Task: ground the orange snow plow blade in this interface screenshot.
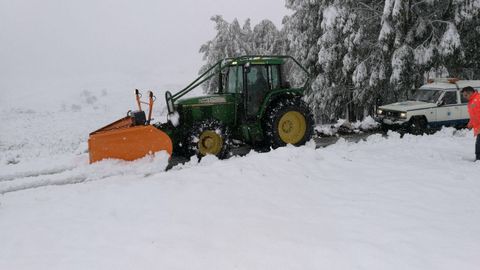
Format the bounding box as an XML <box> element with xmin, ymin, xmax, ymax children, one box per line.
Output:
<box><xmin>88</xmin><ymin>121</ymin><xmax>173</xmax><ymax>163</ymax></box>
<box><xmin>88</xmin><ymin>90</ymin><xmax>173</xmax><ymax>164</ymax></box>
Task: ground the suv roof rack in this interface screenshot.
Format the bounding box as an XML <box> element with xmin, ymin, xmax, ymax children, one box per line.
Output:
<box><xmin>427</xmin><ymin>78</ymin><xmax>460</xmax><ymax>84</ymax></box>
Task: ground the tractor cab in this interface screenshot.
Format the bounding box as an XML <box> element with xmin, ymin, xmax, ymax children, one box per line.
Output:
<box><xmin>220</xmin><ymin>59</ymin><xmax>295</xmax><ymax>121</ymax></box>
<box><xmin>166</xmin><ymin>56</ymin><xmax>307</xmax><ymax>122</ymax></box>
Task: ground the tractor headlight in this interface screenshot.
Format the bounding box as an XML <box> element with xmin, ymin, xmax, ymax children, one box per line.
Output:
<box><xmin>400</xmin><ymin>112</ymin><xmax>407</xmax><ymax>118</ymax></box>
<box><xmin>377</xmin><ymin>109</ymin><xmax>384</xmax><ymax>115</ymax></box>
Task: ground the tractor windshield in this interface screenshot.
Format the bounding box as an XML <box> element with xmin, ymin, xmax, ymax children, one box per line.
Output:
<box><xmin>246</xmin><ymin>65</ymin><xmax>269</xmax><ymax>92</ymax></box>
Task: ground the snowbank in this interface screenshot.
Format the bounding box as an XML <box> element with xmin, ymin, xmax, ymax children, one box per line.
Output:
<box><xmin>316</xmin><ymin>116</ymin><xmax>380</xmax><ymax>136</ymax></box>
<box><xmin>1</xmin><ymin>82</ymin><xmax>479</xmax><ymax>269</ymax></box>
<box><xmin>1</xmin><ymin>128</ymin><xmax>480</xmax><ymax>270</ymax></box>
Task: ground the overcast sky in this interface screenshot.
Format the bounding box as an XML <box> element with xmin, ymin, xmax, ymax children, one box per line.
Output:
<box><xmin>0</xmin><ymin>0</ymin><xmax>288</xmax><ymax>94</ymax></box>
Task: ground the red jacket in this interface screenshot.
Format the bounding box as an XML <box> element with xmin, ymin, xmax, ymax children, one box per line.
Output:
<box><xmin>468</xmin><ymin>92</ymin><xmax>480</xmax><ymax>136</ymax></box>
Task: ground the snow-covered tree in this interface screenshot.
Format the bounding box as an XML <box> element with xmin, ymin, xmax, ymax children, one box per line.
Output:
<box><xmin>283</xmin><ymin>0</ymin><xmax>323</xmax><ymax>82</ymax></box>
<box><xmin>199</xmin><ymin>16</ymin><xmax>285</xmax><ymax>93</ymax></box>
<box><xmin>376</xmin><ymin>0</ymin><xmax>475</xmax><ymax>101</ymax></box>
<box><xmin>314</xmin><ymin>2</ymin><xmax>358</xmax><ymax>120</ymax></box>
<box><xmin>199</xmin><ymin>16</ymin><xmax>251</xmax><ymax>93</ymax></box>
<box><xmin>285</xmin><ymin>0</ymin><xmax>479</xmax><ymax>122</ymax></box>
<box><xmin>450</xmin><ymin>0</ymin><xmax>480</xmax><ymax>79</ymax></box>
<box><xmin>285</xmin><ymin>0</ymin><xmax>383</xmax><ymax>121</ymax></box>
<box><xmin>199</xmin><ymin>1</ymin><xmax>480</xmax><ymax>121</ymax></box>
<box><xmin>252</xmin><ymin>20</ymin><xmax>285</xmax><ymax>55</ymax></box>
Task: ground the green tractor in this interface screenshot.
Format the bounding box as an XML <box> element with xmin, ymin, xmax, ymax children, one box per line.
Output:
<box><xmin>88</xmin><ymin>55</ymin><xmax>314</xmax><ymax>163</ymax></box>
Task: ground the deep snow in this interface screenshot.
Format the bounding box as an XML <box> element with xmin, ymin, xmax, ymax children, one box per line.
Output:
<box><xmin>1</xmin><ymin>82</ymin><xmax>480</xmax><ymax>269</ymax></box>
<box><xmin>1</xmin><ymin>116</ymin><xmax>480</xmax><ymax>269</ymax></box>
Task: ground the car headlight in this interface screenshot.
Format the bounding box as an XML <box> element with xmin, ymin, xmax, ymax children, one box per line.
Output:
<box><xmin>377</xmin><ymin>109</ymin><xmax>383</xmax><ymax>115</ymax></box>
<box><xmin>400</xmin><ymin>112</ymin><xmax>407</xmax><ymax>118</ymax></box>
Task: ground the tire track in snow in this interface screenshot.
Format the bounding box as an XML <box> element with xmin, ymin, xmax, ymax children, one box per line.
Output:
<box><xmin>0</xmin><ymin>157</ymin><xmax>170</xmax><ymax>195</ymax></box>
<box><xmin>0</xmin><ymin>175</ymin><xmax>88</xmax><ymax>195</ymax></box>
<box><xmin>0</xmin><ymin>166</ymin><xmax>75</xmax><ymax>182</ymax></box>
<box><xmin>0</xmin><ymin>165</ymin><xmax>92</xmax><ymax>195</ymax></box>
<box><xmin>0</xmin><ymin>133</ymin><xmax>376</xmax><ymax>195</ymax></box>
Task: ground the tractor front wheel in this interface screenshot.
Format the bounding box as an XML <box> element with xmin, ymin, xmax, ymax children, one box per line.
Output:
<box><xmin>185</xmin><ymin>119</ymin><xmax>230</xmax><ymax>158</ymax></box>
<box><xmin>264</xmin><ymin>99</ymin><xmax>314</xmax><ymax>149</ymax></box>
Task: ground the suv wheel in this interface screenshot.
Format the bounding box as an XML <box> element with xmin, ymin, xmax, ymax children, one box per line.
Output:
<box><xmin>410</xmin><ymin>117</ymin><xmax>428</xmax><ymax>135</ymax></box>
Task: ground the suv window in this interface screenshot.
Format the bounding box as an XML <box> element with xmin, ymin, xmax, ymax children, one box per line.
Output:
<box><xmin>409</xmin><ymin>89</ymin><xmax>443</xmax><ymax>103</ymax></box>
<box><xmin>461</xmin><ymin>92</ymin><xmax>469</xmax><ymax>104</ymax></box>
<box><xmin>443</xmin><ymin>91</ymin><xmax>458</xmax><ymax>105</ymax></box>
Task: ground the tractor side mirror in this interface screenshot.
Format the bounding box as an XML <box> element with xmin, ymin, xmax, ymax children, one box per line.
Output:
<box><xmin>165</xmin><ymin>91</ymin><xmax>175</xmax><ymax>114</ymax></box>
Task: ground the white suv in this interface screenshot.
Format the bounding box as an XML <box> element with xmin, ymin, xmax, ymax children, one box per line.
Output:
<box><xmin>376</xmin><ymin>79</ymin><xmax>480</xmax><ymax>134</ymax></box>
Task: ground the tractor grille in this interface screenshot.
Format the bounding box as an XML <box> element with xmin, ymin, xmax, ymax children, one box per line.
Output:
<box><xmin>179</xmin><ymin>105</ymin><xmax>191</xmax><ymax>121</ymax></box>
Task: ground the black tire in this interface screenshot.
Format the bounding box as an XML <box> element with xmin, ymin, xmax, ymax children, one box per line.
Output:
<box><xmin>409</xmin><ymin>116</ymin><xmax>428</xmax><ymax>135</ymax></box>
<box><xmin>263</xmin><ymin>98</ymin><xmax>314</xmax><ymax>149</ymax></box>
<box><xmin>380</xmin><ymin>123</ymin><xmax>390</xmax><ymax>134</ymax></box>
<box><xmin>184</xmin><ymin>119</ymin><xmax>230</xmax><ymax>158</ymax></box>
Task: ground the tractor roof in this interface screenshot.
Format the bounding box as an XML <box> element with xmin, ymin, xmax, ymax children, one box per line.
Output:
<box><xmin>226</xmin><ymin>55</ymin><xmax>287</xmax><ymax>65</ymax></box>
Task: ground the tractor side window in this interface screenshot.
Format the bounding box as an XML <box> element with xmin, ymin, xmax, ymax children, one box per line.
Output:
<box><xmin>443</xmin><ymin>91</ymin><xmax>458</xmax><ymax>105</ymax></box>
<box><xmin>269</xmin><ymin>65</ymin><xmax>281</xmax><ymax>90</ymax></box>
<box><xmin>225</xmin><ymin>66</ymin><xmax>243</xmax><ymax>94</ymax></box>
<box><xmin>246</xmin><ymin>65</ymin><xmax>268</xmax><ymax>117</ymax></box>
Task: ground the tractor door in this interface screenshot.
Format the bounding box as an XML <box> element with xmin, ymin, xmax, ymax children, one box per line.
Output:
<box><xmin>224</xmin><ymin>65</ymin><xmax>244</xmax><ymax>125</ymax></box>
<box><xmin>225</xmin><ymin>65</ymin><xmax>243</xmax><ymax>94</ymax></box>
<box><xmin>245</xmin><ymin>65</ymin><xmax>269</xmax><ymax>119</ymax></box>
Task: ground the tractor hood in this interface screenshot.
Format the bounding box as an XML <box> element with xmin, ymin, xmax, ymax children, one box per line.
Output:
<box><xmin>379</xmin><ymin>101</ymin><xmax>436</xmax><ymax>112</ymax></box>
<box><xmin>177</xmin><ymin>95</ymin><xmax>229</xmax><ymax>106</ymax></box>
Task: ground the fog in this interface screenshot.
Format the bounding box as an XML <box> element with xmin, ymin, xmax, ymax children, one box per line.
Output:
<box><xmin>0</xmin><ymin>0</ymin><xmax>287</xmax><ymax>105</ymax></box>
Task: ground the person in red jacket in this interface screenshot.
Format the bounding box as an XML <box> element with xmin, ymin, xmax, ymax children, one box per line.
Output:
<box><xmin>462</xmin><ymin>86</ymin><xmax>480</xmax><ymax>161</ymax></box>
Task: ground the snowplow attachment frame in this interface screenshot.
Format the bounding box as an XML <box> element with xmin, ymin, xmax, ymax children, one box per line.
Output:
<box><xmin>88</xmin><ymin>91</ymin><xmax>173</xmax><ymax>164</ymax></box>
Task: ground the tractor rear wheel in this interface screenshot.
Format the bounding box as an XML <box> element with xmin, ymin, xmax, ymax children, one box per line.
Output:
<box><xmin>185</xmin><ymin>119</ymin><xmax>230</xmax><ymax>158</ymax></box>
<box><xmin>263</xmin><ymin>99</ymin><xmax>314</xmax><ymax>149</ymax></box>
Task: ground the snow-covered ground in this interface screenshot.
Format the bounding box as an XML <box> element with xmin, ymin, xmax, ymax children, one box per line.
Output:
<box><xmin>9</xmin><ymin>1</ymin><xmax>479</xmax><ymax>268</ymax></box>
<box><xmin>1</xmin><ymin>0</ymin><xmax>478</xmax><ymax>267</ymax></box>
<box><xmin>1</xmin><ymin>85</ymin><xmax>480</xmax><ymax>269</ymax></box>
<box><xmin>315</xmin><ymin>116</ymin><xmax>380</xmax><ymax>136</ymax></box>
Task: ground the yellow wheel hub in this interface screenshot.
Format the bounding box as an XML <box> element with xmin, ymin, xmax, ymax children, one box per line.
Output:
<box><xmin>198</xmin><ymin>130</ymin><xmax>223</xmax><ymax>156</ymax></box>
<box><xmin>278</xmin><ymin>111</ymin><xmax>307</xmax><ymax>144</ymax></box>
